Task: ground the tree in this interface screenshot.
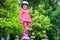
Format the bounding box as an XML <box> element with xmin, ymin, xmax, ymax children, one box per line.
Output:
<box><xmin>44</xmin><ymin>0</ymin><xmax>60</xmax><ymax>40</ymax></box>
<box><xmin>27</xmin><ymin>0</ymin><xmax>52</xmax><ymax>39</ymax></box>
<box><xmin>0</xmin><ymin>0</ymin><xmax>23</xmax><ymax>37</ymax></box>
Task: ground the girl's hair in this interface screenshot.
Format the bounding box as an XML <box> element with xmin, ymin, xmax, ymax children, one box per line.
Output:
<box><xmin>21</xmin><ymin>3</ymin><xmax>28</xmax><ymax>8</ymax></box>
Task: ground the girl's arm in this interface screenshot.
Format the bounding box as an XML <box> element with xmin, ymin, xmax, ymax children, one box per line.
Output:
<box><xmin>29</xmin><ymin>11</ymin><xmax>32</xmax><ymax>26</ymax></box>
<box><xmin>19</xmin><ymin>10</ymin><xmax>23</xmax><ymax>23</ymax></box>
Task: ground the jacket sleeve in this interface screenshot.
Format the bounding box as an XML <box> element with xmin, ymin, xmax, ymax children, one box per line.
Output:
<box><xmin>29</xmin><ymin>12</ymin><xmax>32</xmax><ymax>26</ymax></box>
<box><xmin>19</xmin><ymin>10</ymin><xmax>23</xmax><ymax>23</ymax></box>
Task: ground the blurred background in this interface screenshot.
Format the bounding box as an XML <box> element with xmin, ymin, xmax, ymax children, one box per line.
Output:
<box><xmin>0</xmin><ymin>0</ymin><xmax>60</xmax><ymax>40</ymax></box>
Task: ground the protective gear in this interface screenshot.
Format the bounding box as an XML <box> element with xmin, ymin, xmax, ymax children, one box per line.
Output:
<box><xmin>22</xmin><ymin>1</ymin><xmax>28</xmax><ymax>5</ymax></box>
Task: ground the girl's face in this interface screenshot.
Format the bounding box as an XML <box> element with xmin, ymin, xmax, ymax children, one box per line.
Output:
<box><xmin>22</xmin><ymin>5</ymin><xmax>28</xmax><ymax>10</ymax></box>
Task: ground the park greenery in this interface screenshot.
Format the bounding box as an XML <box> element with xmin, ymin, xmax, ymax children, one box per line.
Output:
<box><xmin>0</xmin><ymin>0</ymin><xmax>60</xmax><ymax>40</ymax></box>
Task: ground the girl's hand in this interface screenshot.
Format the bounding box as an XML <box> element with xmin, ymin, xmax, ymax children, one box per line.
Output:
<box><xmin>30</xmin><ymin>22</ymin><xmax>32</xmax><ymax>26</ymax></box>
<box><xmin>20</xmin><ymin>20</ymin><xmax>23</xmax><ymax>24</ymax></box>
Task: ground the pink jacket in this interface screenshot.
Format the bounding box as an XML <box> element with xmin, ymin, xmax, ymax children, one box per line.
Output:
<box><xmin>19</xmin><ymin>8</ymin><xmax>32</xmax><ymax>25</ymax></box>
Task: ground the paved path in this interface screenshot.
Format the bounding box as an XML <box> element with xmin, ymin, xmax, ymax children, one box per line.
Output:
<box><xmin>42</xmin><ymin>39</ymin><xmax>48</xmax><ymax>40</ymax></box>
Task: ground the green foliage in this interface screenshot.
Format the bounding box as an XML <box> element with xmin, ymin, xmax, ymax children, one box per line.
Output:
<box><xmin>28</xmin><ymin>0</ymin><xmax>60</xmax><ymax>40</ymax></box>
<box><xmin>28</xmin><ymin>0</ymin><xmax>52</xmax><ymax>38</ymax></box>
<box><xmin>0</xmin><ymin>0</ymin><xmax>23</xmax><ymax>37</ymax></box>
<box><xmin>46</xmin><ymin>26</ymin><xmax>58</xmax><ymax>40</ymax></box>
<box><xmin>44</xmin><ymin>0</ymin><xmax>60</xmax><ymax>40</ymax></box>
<box><xmin>46</xmin><ymin>7</ymin><xmax>60</xmax><ymax>40</ymax></box>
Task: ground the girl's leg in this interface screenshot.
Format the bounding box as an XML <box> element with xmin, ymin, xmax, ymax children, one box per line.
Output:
<box><xmin>23</xmin><ymin>21</ymin><xmax>28</xmax><ymax>34</ymax></box>
<box><xmin>22</xmin><ymin>22</ymin><xmax>30</xmax><ymax>40</ymax></box>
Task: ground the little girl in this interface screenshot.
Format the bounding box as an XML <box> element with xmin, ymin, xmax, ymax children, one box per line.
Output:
<box><xmin>19</xmin><ymin>1</ymin><xmax>32</xmax><ymax>40</ymax></box>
